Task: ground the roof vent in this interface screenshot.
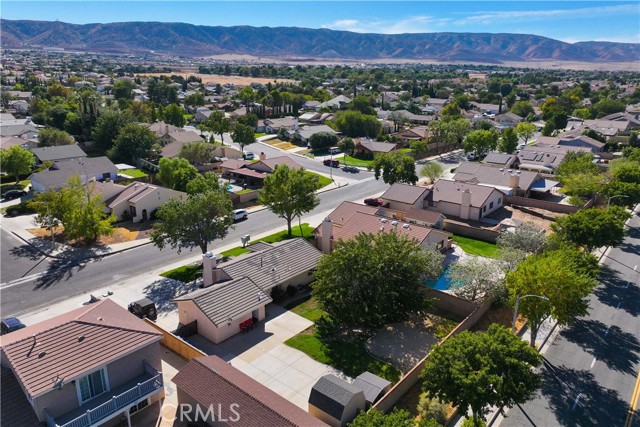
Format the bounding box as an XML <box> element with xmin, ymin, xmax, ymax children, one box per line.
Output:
<box><xmin>38</xmin><ymin>351</ymin><xmax>46</xmax><ymax>358</ymax></box>
<box><xmin>78</xmin><ymin>335</ymin><xmax>85</xmax><ymax>343</ymax></box>
<box><xmin>499</xmin><ymin>168</ymin><xmax>504</xmax><ymax>172</ymax></box>
<box><xmin>380</xmin><ymin>218</ymin><xmax>387</xmax><ymax>223</ymax></box>
<box><xmin>402</xmin><ymin>224</ymin><xmax>410</xmax><ymax>229</ymax></box>
<box><xmin>391</xmin><ymin>221</ymin><xmax>398</xmax><ymax>226</ymax></box>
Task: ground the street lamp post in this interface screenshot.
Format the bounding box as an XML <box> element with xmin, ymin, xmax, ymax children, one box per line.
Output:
<box><xmin>512</xmin><ymin>294</ymin><xmax>549</xmax><ymax>332</ymax></box>
<box><xmin>607</xmin><ymin>194</ymin><xmax>629</xmax><ymax>208</ymax></box>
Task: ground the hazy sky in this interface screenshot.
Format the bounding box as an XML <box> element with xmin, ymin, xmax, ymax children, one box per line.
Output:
<box><xmin>2</xmin><ymin>1</ymin><xmax>639</xmax><ymax>43</ymax></box>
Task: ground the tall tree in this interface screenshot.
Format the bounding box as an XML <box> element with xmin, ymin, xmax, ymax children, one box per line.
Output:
<box><xmin>113</xmin><ymin>79</ymin><xmax>137</xmax><ymax>100</ymax></box>
<box><xmin>240</xmin><ymin>86</ymin><xmax>256</xmax><ymax>114</ymax></box>
<box><xmin>179</xmin><ymin>141</ymin><xmax>213</xmax><ymax>164</ymax></box>
<box><xmin>0</xmin><ymin>145</ymin><xmax>35</xmax><ymax>183</ymax></box>
<box><xmin>447</xmin><ymin>257</ymin><xmax>505</xmax><ymax>303</ymax></box>
<box><xmin>515</xmin><ymin>122</ymin><xmax>537</xmax><ymax>145</ymax></box>
<box><xmin>259</xmin><ymin>165</ymin><xmax>320</xmax><ymax>236</ymax></box>
<box><xmin>338</xmin><ymin>137</ymin><xmax>355</xmax><ymax>156</ymax></box>
<box><xmin>163</xmin><ymin>103</ymin><xmax>186</xmax><ymax>128</ymax></box>
<box><xmin>309</xmin><ymin>131</ymin><xmax>339</xmax><ymax>150</ymax></box>
<box><xmin>505</xmin><ymin>249</ymin><xmax>598</xmax><ymax>347</ymax></box>
<box><xmin>107</xmin><ymin>123</ymin><xmax>159</xmax><ymax>163</ymax></box>
<box><xmin>185</xmin><ymin>172</ymin><xmax>221</xmax><ymax>195</ymax></box>
<box><xmin>421</xmin><ymin>324</ymin><xmax>542</xmax><ymax>427</ymax></box>
<box><xmin>38</xmin><ymin>128</ymin><xmax>75</xmax><ymax>146</ymax></box>
<box><xmin>409</xmin><ymin>139</ymin><xmax>429</xmax><ymax>158</ymax></box>
<box><xmin>371</xmin><ymin>151</ymin><xmax>418</xmax><ymax>185</ymax></box>
<box><xmin>156</xmin><ymin>157</ymin><xmax>199</xmax><ymax>192</ymax></box>
<box><xmin>231</xmin><ymin>123</ymin><xmax>255</xmax><ymax>153</ymax></box>
<box><xmin>333</xmin><ymin>110</ymin><xmax>382</xmax><ymax>138</ymax></box>
<box><xmin>207</xmin><ymin>111</ymin><xmax>230</xmax><ymax>145</ymax></box>
<box><xmin>150</xmin><ymin>189</ymin><xmax>233</xmax><ymax>254</ymax></box>
<box><xmin>313</xmin><ymin>232</ymin><xmax>443</xmax><ymax>329</ymax></box>
<box><xmin>498</xmin><ymin>127</ymin><xmax>519</xmax><ymax>154</ymax></box>
<box><xmin>420</xmin><ymin>161</ymin><xmax>444</xmax><ymax>183</ymax></box>
<box><xmin>551</xmin><ymin>207</ymin><xmax>631</xmax><ymax>252</ymax></box>
<box><xmin>464</xmin><ymin>129</ymin><xmax>499</xmax><ymax>155</ymax></box>
<box><xmin>92</xmin><ymin>109</ymin><xmax>136</xmax><ymax>152</ymax></box>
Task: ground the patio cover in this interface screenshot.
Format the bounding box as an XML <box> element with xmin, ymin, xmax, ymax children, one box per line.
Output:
<box><xmin>529</xmin><ymin>178</ymin><xmax>559</xmax><ymax>193</ymax></box>
<box><xmin>230</xmin><ymin>168</ymin><xmax>267</xmax><ymax>179</ymax></box>
<box><xmin>518</xmin><ymin>163</ymin><xmax>555</xmax><ymax>173</ymax></box>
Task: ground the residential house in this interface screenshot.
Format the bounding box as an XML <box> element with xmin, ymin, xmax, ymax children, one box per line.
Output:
<box><xmin>30</xmin><ymin>157</ymin><xmax>117</xmax><ymax>192</ymax></box>
<box><xmin>393</xmin><ymin>127</ymin><xmax>429</xmax><ymax>145</ymax></box>
<box><xmin>292</xmin><ymin>125</ymin><xmax>338</xmax><ymax>144</ymax></box>
<box><xmin>8</xmin><ymin>100</ymin><xmax>29</xmax><ymax>115</ymax></box>
<box><xmin>0</xmin><ymin>135</ymin><xmax>38</xmax><ymax>150</ymax></box>
<box><xmin>0</xmin><ymin>299</ymin><xmax>164</xmax><ymax>427</ymax></box>
<box><xmin>299</xmin><ymin>112</ymin><xmax>333</xmax><ymax>124</ymax></box>
<box><xmin>353</xmin><ymin>139</ymin><xmax>401</xmax><ymax>157</ymax></box>
<box><xmin>601</xmin><ymin>112</ymin><xmax>640</xmax><ymax>129</ymax></box>
<box><xmin>144</xmin><ymin>121</ymin><xmax>182</xmax><ymax>139</ymax></box>
<box><xmin>309</xmin><ymin>375</ymin><xmax>366</xmax><ymax>427</ymax></box>
<box><xmin>247</xmin><ymin>154</ymin><xmax>303</xmax><ymax>174</ymax></box>
<box><xmin>315</xmin><ymin>201</ymin><xmax>452</xmax><ymax>253</ymax></box>
<box><xmin>426</xmin><ymin>98</ymin><xmax>450</xmax><ymax>108</ymax></box>
<box><xmin>159</xmin><ymin>131</ymin><xmax>206</xmax><ymax>159</ymax></box>
<box><xmin>172</xmin><ymin>355</ymin><xmax>329</xmax><ymax>427</ymax></box>
<box><xmin>425</xmin><ymin>179</ymin><xmax>505</xmax><ymax>220</ymax></box>
<box><xmin>494</xmin><ymin>112</ymin><xmax>524</xmax><ymax>127</ymax></box>
<box><xmin>175</xmin><ymin>238</ymin><xmax>322</xmax><ymax>343</ymax></box>
<box><xmin>470</xmin><ymin>102</ymin><xmax>501</xmax><ymax>115</ymax></box>
<box><xmin>263</xmin><ymin>117</ymin><xmax>298</xmax><ymax>134</ymax></box>
<box><xmin>0</xmin><ymin>123</ymin><xmax>39</xmax><ymax>139</ymax></box>
<box><xmin>219</xmin><ymin>158</ymin><xmax>250</xmax><ymax>177</ymax></box>
<box><xmin>98</xmin><ymin>181</ymin><xmax>187</xmax><ymax>222</ymax></box>
<box><xmin>316</xmin><ymin>95</ymin><xmax>351</xmax><ymax>111</ymax></box>
<box><xmin>32</xmin><ymin>144</ymin><xmax>88</xmax><ymax>164</ymax></box>
<box><xmin>193</xmin><ymin>107</ymin><xmax>215</xmax><ymax>123</ymax></box>
<box><xmin>482</xmin><ymin>152</ymin><xmax>519</xmax><ymax>169</ymax></box>
<box><xmin>537</xmin><ymin>135</ymin><xmax>605</xmax><ymax>153</ymax></box>
<box><xmin>452</xmin><ymin>162</ymin><xmax>558</xmax><ymax>197</ymax></box>
<box><xmin>516</xmin><ymin>143</ymin><xmax>591</xmax><ymax>174</ymax></box>
<box><xmin>212</xmin><ymin>145</ymin><xmax>243</xmax><ymax>160</ymax></box>
<box><xmin>303</xmin><ymin>100</ymin><xmax>322</xmax><ymax>111</ymax></box>
<box><xmin>583</xmin><ymin>119</ymin><xmax>630</xmax><ymax>138</ymax></box>
<box><xmin>380</xmin><ymin>183</ymin><xmax>430</xmax><ymax>212</ymax></box>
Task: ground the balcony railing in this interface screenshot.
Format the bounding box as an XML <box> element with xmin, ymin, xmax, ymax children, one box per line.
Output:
<box><xmin>44</xmin><ymin>365</ymin><xmax>163</xmax><ymax>427</ymax></box>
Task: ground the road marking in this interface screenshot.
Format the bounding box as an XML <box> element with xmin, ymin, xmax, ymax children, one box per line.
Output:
<box><xmin>0</xmin><ymin>272</ymin><xmax>46</xmax><ymax>290</ymax></box>
<box><xmin>634</xmin><ymin>265</ymin><xmax>638</xmax><ymax>272</ymax></box>
<box><xmin>590</xmin><ymin>357</ymin><xmax>597</xmax><ymax>369</ymax></box>
<box><xmin>624</xmin><ymin>370</ymin><xmax>640</xmax><ymax>427</ymax></box>
<box><xmin>572</xmin><ymin>393</ymin><xmax>583</xmax><ymax>410</ymax></box>
<box><xmin>604</xmin><ymin>325</ymin><xmax>611</xmax><ymax>336</ymax></box>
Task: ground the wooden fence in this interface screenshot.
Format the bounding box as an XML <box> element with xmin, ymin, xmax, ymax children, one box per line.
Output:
<box><xmin>144</xmin><ymin>319</ymin><xmax>205</xmax><ymax>361</ymax></box>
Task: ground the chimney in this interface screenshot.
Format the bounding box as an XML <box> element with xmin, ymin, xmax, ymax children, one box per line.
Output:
<box><xmin>321</xmin><ymin>217</ymin><xmax>333</xmax><ymax>253</ymax></box>
<box><xmin>259</xmin><ymin>152</ymin><xmax>267</xmax><ymax>161</ymax></box>
<box><xmin>509</xmin><ymin>171</ymin><xmax>519</xmax><ymax>191</ymax></box>
<box><xmin>202</xmin><ymin>252</ymin><xmax>217</xmax><ymax>287</ymax></box>
<box><xmin>460</xmin><ymin>189</ymin><xmax>471</xmax><ymax>220</ymax></box>
<box><xmin>165</xmin><ymin>124</ymin><xmax>169</xmax><ymax>135</ymax></box>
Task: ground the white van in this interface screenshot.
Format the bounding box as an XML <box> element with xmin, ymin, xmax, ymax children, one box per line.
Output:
<box><xmin>328</xmin><ymin>147</ymin><xmax>340</xmax><ymax>155</ymax></box>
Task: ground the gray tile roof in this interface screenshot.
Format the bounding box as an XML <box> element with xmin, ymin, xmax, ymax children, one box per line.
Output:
<box><xmin>430</xmin><ymin>179</ymin><xmax>503</xmax><ymax>207</ymax></box>
<box><xmin>174</xmin><ymin>277</ymin><xmax>272</xmax><ymax>327</ymax></box>
<box><xmin>453</xmin><ymin>162</ymin><xmax>542</xmax><ymax>191</ymax></box>
<box><xmin>380</xmin><ymin>183</ymin><xmax>430</xmax><ymax>204</ymax></box>
<box><xmin>309</xmin><ymin>375</ymin><xmax>364</xmax><ymax>420</ymax></box>
<box><xmin>32</xmin><ymin>145</ymin><xmax>87</xmax><ymax>162</ymax></box>
<box><xmin>483</xmin><ymin>153</ymin><xmax>517</xmax><ymax>167</ymax></box>
<box><xmin>219</xmin><ymin>238</ymin><xmax>322</xmax><ymax>291</ymax></box>
<box><xmin>0</xmin><ymin>124</ymin><xmax>38</xmax><ymax>137</ymax></box>
<box><xmin>353</xmin><ymin>371</ymin><xmax>391</xmax><ymax>404</ymax></box>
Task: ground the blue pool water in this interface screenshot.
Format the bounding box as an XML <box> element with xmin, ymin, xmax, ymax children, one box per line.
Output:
<box><xmin>424</xmin><ymin>267</ymin><xmax>456</xmax><ymax>291</ymax></box>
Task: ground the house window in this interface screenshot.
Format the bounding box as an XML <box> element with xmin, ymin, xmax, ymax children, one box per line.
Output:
<box><xmin>78</xmin><ymin>369</ymin><xmax>108</xmax><ymax>403</ymax></box>
<box><xmin>483</xmin><ymin>206</ymin><xmax>486</xmax><ymax>213</ymax></box>
<box><xmin>498</xmin><ymin>197</ymin><xmax>502</xmax><ymax>205</ymax></box>
<box><xmin>130</xmin><ymin>206</ymin><xmax>137</xmax><ymax>217</ymax></box>
<box><xmin>489</xmin><ymin>201</ymin><xmax>494</xmax><ymax>209</ymax></box>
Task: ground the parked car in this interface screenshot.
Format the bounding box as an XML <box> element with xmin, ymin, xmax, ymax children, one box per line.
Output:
<box><xmin>2</xmin><ymin>189</ymin><xmax>27</xmax><ymax>200</ymax></box>
<box><xmin>342</xmin><ymin>165</ymin><xmax>359</xmax><ymax>173</ymax></box>
<box><xmin>466</xmin><ymin>151</ymin><xmax>479</xmax><ymax>161</ymax></box>
<box><xmin>323</xmin><ymin>159</ymin><xmax>340</xmax><ymax>167</ymax></box>
<box><xmin>244</xmin><ymin>152</ymin><xmax>255</xmax><ymax>160</ymax></box>
<box><xmin>233</xmin><ymin>209</ymin><xmax>248</xmax><ymax>221</ymax></box>
<box><xmin>127</xmin><ymin>298</ymin><xmax>158</xmax><ymax>321</ymax></box>
<box><xmin>328</xmin><ymin>147</ymin><xmax>341</xmax><ymax>155</ymax></box>
<box><xmin>1</xmin><ymin>317</ymin><xmax>26</xmax><ymax>335</ymax></box>
<box><xmin>364</xmin><ymin>198</ymin><xmax>385</xmax><ymax>207</ymax></box>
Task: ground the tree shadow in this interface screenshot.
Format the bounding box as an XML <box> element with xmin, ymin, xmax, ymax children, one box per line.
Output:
<box><xmin>559</xmin><ymin>319</ymin><xmax>640</xmax><ymax>375</ymax></box>
<box><xmin>8</xmin><ymin>241</ymin><xmax>46</xmax><ymax>261</ymax></box>
<box><xmin>539</xmin><ymin>363</ymin><xmax>629</xmax><ymax>427</ymax></box>
<box><xmin>32</xmin><ymin>244</ymin><xmax>109</xmax><ymax>290</ymax></box>
<box><xmin>143</xmin><ymin>277</ymin><xmax>199</xmax><ymax>314</ymax></box>
<box><xmin>596</xmin><ymin>265</ymin><xmax>640</xmax><ymax>317</ymax></box>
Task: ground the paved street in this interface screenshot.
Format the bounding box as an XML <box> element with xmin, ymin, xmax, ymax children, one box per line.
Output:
<box><xmin>499</xmin><ymin>212</ymin><xmax>640</xmax><ymax>427</ymax></box>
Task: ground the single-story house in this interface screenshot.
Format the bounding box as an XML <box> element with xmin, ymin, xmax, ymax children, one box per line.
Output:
<box><xmin>144</xmin><ymin>121</ymin><xmax>182</xmax><ymax>138</ymax></box>
<box><xmin>0</xmin><ymin>123</ymin><xmax>39</xmax><ymax>139</ymax></box>
<box><xmin>30</xmin><ymin>156</ymin><xmax>118</xmax><ymax>192</ymax></box>
<box><xmin>0</xmin><ymin>135</ymin><xmax>38</xmax><ymax>150</ymax></box>
<box><xmin>380</xmin><ymin>183</ymin><xmax>431</xmax><ymax>212</ymax></box>
<box><xmin>393</xmin><ymin>127</ymin><xmax>429</xmax><ymax>144</ymax></box>
<box><xmin>309</xmin><ymin>375</ymin><xmax>366</xmax><ymax>427</ymax></box>
<box><xmin>219</xmin><ymin>158</ymin><xmax>249</xmax><ymax>176</ymax></box>
<box><xmin>536</xmin><ymin>135</ymin><xmax>605</xmax><ymax>153</ymax></box>
<box><xmin>247</xmin><ymin>154</ymin><xmax>303</xmax><ymax>174</ymax></box>
<box><xmin>292</xmin><ymin>125</ymin><xmax>338</xmax><ymax>144</ymax></box>
<box><xmin>452</xmin><ymin>162</ymin><xmax>558</xmax><ymax>197</ymax></box>
<box><xmin>97</xmin><ymin>181</ymin><xmax>187</xmax><ymax>222</ymax></box>
<box><xmin>425</xmin><ymin>179</ymin><xmax>505</xmax><ymax>221</ymax></box>
<box><xmin>470</xmin><ymin>102</ymin><xmax>501</xmax><ymax>115</ymax></box>
<box><xmin>159</xmin><ymin>131</ymin><xmax>206</xmax><ymax>158</ymax></box>
<box><xmin>353</xmin><ymin>139</ymin><xmax>401</xmax><ymax>157</ymax></box>
<box><xmin>426</xmin><ymin>98</ymin><xmax>450</xmax><ymax>108</ymax></box>
<box><xmin>517</xmin><ymin>143</ymin><xmax>592</xmax><ymax>174</ymax></box>
<box><xmin>212</xmin><ymin>145</ymin><xmax>243</xmax><ymax>160</ymax></box>
<box><xmin>0</xmin><ymin>299</ymin><xmax>164</xmax><ymax>427</ymax></box>
<box><xmin>173</xmin><ymin>355</ymin><xmax>329</xmax><ymax>427</ymax></box>
<box><xmin>494</xmin><ymin>112</ymin><xmax>524</xmax><ymax>127</ymax></box>
<box><xmin>316</xmin><ymin>95</ymin><xmax>352</xmax><ymax>111</ymax></box>
<box><xmin>193</xmin><ymin>107</ymin><xmax>215</xmax><ymax>123</ymax></box>
<box><xmin>482</xmin><ymin>152</ymin><xmax>519</xmax><ymax>169</ymax></box>
<box><xmin>299</xmin><ymin>112</ymin><xmax>332</xmax><ymax>124</ymax></box>
<box><xmin>404</xmin><ymin>207</ymin><xmax>446</xmax><ymax>229</ymax></box>
<box><xmin>31</xmin><ymin>144</ymin><xmax>87</xmax><ymax>164</ymax></box>
<box><xmin>263</xmin><ymin>117</ymin><xmax>298</xmax><ymax>134</ymax></box>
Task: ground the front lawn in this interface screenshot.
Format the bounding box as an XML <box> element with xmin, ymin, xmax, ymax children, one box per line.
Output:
<box><xmin>0</xmin><ymin>179</ymin><xmax>30</xmax><ymax>193</ymax></box>
<box><xmin>119</xmin><ymin>168</ymin><xmax>148</xmax><ymax>178</ymax></box>
<box><xmin>286</xmin><ymin>330</ymin><xmax>402</xmax><ymax>383</ymax></box>
<box><xmin>451</xmin><ymin>235</ymin><xmax>499</xmax><ymax>258</ymax></box>
<box><xmin>288</xmin><ymin>297</ymin><xmax>326</xmax><ymax>323</ymax></box>
<box><xmin>255</xmin><ymin>132</ymin><xmax>267</xmax><ymax>138</ymax></box>
<box><xmin>304</xmin><ymin>171</ymin><xmax>333</xmax><ymax>188</ymax></box>
<box><xmin>343</xmin><ymin>155</ymin><xmax>374</xmax><ymax>168</ymax></box>
<box><xmin>159</xmin><ymin>264</ymin><xmax>202</xmax><ymax>282</ymax></box>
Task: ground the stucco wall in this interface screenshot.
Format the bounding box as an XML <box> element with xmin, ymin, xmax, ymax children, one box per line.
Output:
<box><xmin>309</xmin><ymin>405</ymin><xmax>340</xmax><ymax>427</ymax></box>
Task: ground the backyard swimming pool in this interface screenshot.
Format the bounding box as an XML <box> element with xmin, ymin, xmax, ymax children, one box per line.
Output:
<box><xmin>424</xmin><ymin>267</ymin><xmax>457</xmax><ymax>291</ymax></box>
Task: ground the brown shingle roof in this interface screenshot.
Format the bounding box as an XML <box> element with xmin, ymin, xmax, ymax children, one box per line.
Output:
<box><xmin>0</xmin><ymin>299</ymin><xmax>162</xmax><ymax>398</ymax></box>
<box><xmin>1</xmin><ymin>367</ymin><xmax>40</xmax><ymax>427</ymax></box>
<box><xmin>172</xmin><ymin>356</ymin><xmax>329</xmax><ymax>427</ymax></box>
<box><xmin>453</xmin><ymin>162</ymin><xmax>542</xmax><ymax>192</ymax></box>
<box><xmin>326</xmin><ymin>201</ymin><xmax>379</xmax><ymax>225</ymax></box>
<box><xmin>430</xmin><ymin>179</ymin><xmax>503</xmax><ymax>207</ymax></box>
<box><xmin>326</xmin><ymin>211</ymin><xmax>435</xmax><ymax>245</ymax></box>
<box><xmin>380</xmin><ymin>183</ymin><xmax>430</xmax><ymax>205</ymax></box>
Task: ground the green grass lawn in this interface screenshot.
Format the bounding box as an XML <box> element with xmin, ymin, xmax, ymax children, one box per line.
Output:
<box><xmin>304</xmin><ymin>171</ymin><xmax>333</xmax><ymax>188</ymax></box>
<box><xmin>120</xmin><ymin>168</ymin><xmax>148</xmax><ymax>178</ymax></box>
<box><xmin>288</xmin><ymin>297</ymin><xmax>326</xmax><ymax>323</ymax></box>
<box><xmin>343</xmin><ymin>155</ymin><xmax>374</xmax><ymax>168</ymax></box>
<box><xmin>0</xmin><ymin>179</ymin><xmax>30</xmax><ymax>193</ymax></box>
<box><xmin>255</xmin><ymin>132</ymin><xmax>267</xmax><ymax>138</ymax></box>
<box><xmin>159</xmin><ymin>264</ymin><xmax>202</xmax><ymax>282</ymax></box>
<box><xmin>235</xmin><ymin>189</ymin><xmax>254</xmax><ymax>195</ymax></box>
<box><xmin>286</xmin><ymin>331</ymin><xmax>401</xmax><ymax>382</ymax></box>
<box><xmin>452</xmin><ymin>235</ymin><xmax>499</xmax><ymax>258</ymax></box>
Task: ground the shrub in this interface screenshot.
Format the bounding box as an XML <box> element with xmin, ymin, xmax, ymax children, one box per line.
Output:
<box><xmin>5</xmin><ymin>202</ymin><xmax>36</xmax><ymax>217</ymax></box>
<box><xmin>461</xmin><ymin>417</ymin><xmax>486</xmax><ymax>427</ymax></box>
<box><xmin>271</xmin><ymin>286</ymin><xmax>286</xmax><ymax>303</ymax></box>
<box><xmin>286</xmin><ymin>285</ymin><xmax>298</xmax><ymax>297</ymax></box>
<box><xmin>417</xmin><ymin>393</ymin><xmax>448</xmax><ymax>425</ymax></box>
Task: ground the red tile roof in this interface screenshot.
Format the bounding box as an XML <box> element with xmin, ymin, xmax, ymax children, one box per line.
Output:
<box><xmin>0</xmin><ymin>299</ymin><xmax>162</xmax><ymax>398</ymax></box>
<box><xmin>172</xmin><ymin>356</ymin><xmax>328</xmax><ymax>427</ymax></box>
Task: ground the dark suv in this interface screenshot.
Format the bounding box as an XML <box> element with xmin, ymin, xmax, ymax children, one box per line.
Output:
<box><xmin>1</xmin><ymin>317</ymin><xmax>26</xmax><ymax>335</ymax></box>
<box><xmin>128</xmin><ymin>298</ymin><xmax>158</xmax><ymax>321</ymax></box>
<box><xmin>2</xmin><ymin>190</ymin><xmax>27</xmax><ymax>200</ymax></box>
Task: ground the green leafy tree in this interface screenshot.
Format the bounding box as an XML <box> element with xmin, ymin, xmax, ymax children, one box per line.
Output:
<box><xmin>556</xmin><ymin>152</ymin><xmax>600</xmax><ymax>185</ymax></box>
<box><xmin>309</xmin><ymin>131</ymin><xmax>339</xmax><ymax>150</ymax></box>
<box><xmin>30</xmin><ymin>176</ymin><xmax>115</xmax><ymax>244</ymax></box>
<box><xmin>561</xmin><ymin>172</ymin><xmax>606</xmax><ymax>200</ymax></box>
<box><xmin>185</xmin><ymin>172</ymin><xmax>221</xmax><ymax>195</ymax></box>
<box><xmin>498</xmin><ymin>127</ymin><xmax>519</xmax><ymax>154</ymax></box>
<box><xmin>348</xmin><ymin>408</ymin><xmax>415</xmax><ymax>427</ymax></box>
<box><xmin>464</xmin><ymin>129</ymin><xmax>499</xmax><ymax>155</ymax></box>
<box><xmin>497</xmin><ymin>222</ymin><xmax>547</xmax><ymax>256</ymax></box>
<box><xmin>0</xmin><ymin>145</ymin><xmax>35</xmax><ymax>183</ymax></box>
<box><xmin>420</xmin><ymin>161</ymin><xmax>444</xmax><ymax>183</ymax></box>
<box><xmin>107</xmin><ymin>123</ymin><xmax>159</xmax><ymax>163</ymax></box>
<box><xmin>179</xmin><ymin>141</ymin><xmax>213</xmax><ymax>164</ymax></box>
<box><xmin>151</xmin><ymin>189</ymin><xmax>233</xmax><ymax>254</ymax></box>
<box><xmin>333</xmin><ymin>110</ymin><xmax>382</xmax><ymax>138</ymax></box>
<box><xmin>593</xmin><ymin>98</ymin><xmax>625</xmax><ymax>118</ymax></box>
<box><xmin>410</xmin><ymin>139</ymin><xmax>429</xmax><ymax>158</ymax></box>
<box><xmin>421</xmin><ymin>324</ymin><xmax>542</xmax><ymax>426</ymax></box>
<box><xmin>38</xmin><ymin>128</ymin><xmax>75</xmax><ymax>146</ymax></box>
<box><xmin>447</xmin><ymin>257</ymin><xmax>505</xmax><ymax>303</ymax></box>
<box><xmin>163</xmin><ymin>103</ymin><xmax>186</xmax><ymax>128</ymax></box>
<box><xmin>541</xmin><ymin>121</ymin><xmax>555</xmax><ymax>137</ymax></box>
<box><xmin>551</xmin><ymin>207</ymin><xmax>631</xmax><ymax>252</ymax></box>
<box><xmin>237</xmin><ymin>112</ymin><xmax>258</xmax><ymax>128</ymax></box>
<box><xmin>240</xmin><ymin>86</ymin><xmax>256</xmax><ymax>114</ymax></box>
<box><xmin>314</xmin><ymin>232</ymin><xmax>443</xmax><ymax>329</ymax></box>
<box><xmin>338</xmin><ymin>137</ymin><xmax>355</xmax><ymax>155</ymax></box>
<box><xmin>259</xmin><ymin>165</ymin><xmax>320</xmax><ymax>236</ymax></box>
<box><xmin>348</xmin><ymin>95</ymin><xmax>376</xmax><ymax>116</ymax></box>
<box><xmin>440</xmin><ymin>100</ymin><xmax>461</xmax><ymax>122</ymax></box>
<box><xmin>184</xmin><ymin>92</ymin><xmax>205</xmax><ymax>108</ymax></box>
<box><xmin>231</xmin><ymin>123</ymin><xmax>255</xmax><ymax>153</ymax></box>
<box><xmin>207</xmin><ymin>111</ymin><xmax>230</xmax><ymax>145</ymax></box>
<box><xmin>510</xmin><ymin>100</ymin><xmax>534</xmax><ymax>118</ymax></box>
<box><xmin>92</xmin><ymin>110</ymin><xmax>136</xmax><ymax>152</ymax></box>
<box><xmin>113</xmin><ymin>79</ymin><xmax>137</xmax><ymax>100</ymax></box>
<box><xmin>505</xmin><ymin>249</ymin><xmax>598</xmax><ymax>346</ymax></box>
<box><xmin>371</xmin><ymin>151</ymin><xmax>418</xmax><ymax>185</ymax></box>
<box><xmin>429</xmin><ymin>119</ymin><xmax>471</xmax><ymax>148</ymax></box>
<box><xmin>156</xmin><ymin>157</ymin><xmax>199</xmax><ymax>192</ymax></box>
<box><xmin>515</xmin><ymin>122</ymin><xmax>537</xmax><ymax>145</ymax></box>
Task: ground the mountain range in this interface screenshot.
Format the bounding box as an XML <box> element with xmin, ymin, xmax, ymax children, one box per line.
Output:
<box><xmin>2</xmin><ymin>19</ymin><xmax>639</xmax><ymax>64</ymax></box>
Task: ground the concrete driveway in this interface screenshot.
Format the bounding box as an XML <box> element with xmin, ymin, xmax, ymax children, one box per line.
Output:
<box><xmin>187</xmin><ymin>304</ymin><xmax>350</xmax><ymax>409</ymax></box>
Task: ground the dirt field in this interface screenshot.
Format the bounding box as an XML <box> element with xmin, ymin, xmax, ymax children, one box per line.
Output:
<box><xmin>135</xmin><ymin>72</ymin><xmax>296</xmax><ymax>86</ymax></box>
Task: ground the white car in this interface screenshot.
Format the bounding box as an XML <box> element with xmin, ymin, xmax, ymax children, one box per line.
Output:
<box><xmin>232</xmin><ymin>209</ymin><xmax>248</xmax><ymax>221</ymax></box>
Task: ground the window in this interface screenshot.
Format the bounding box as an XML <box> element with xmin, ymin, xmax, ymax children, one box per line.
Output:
<box><xmin>78</xmin><ymin>369</ymin><xmax>108</xmax><ymax>403</ymax></box>
<box><xmin>498</xmin><ymin>197</ymin><xmax>502</xmax><ymax>205</ymax></box>
<box><xmin>130</xmin><ymin>206</ymin><xmax>137</xmax><ymax>218</ymax></box>
<box><xmin>483</xmin><ymin>206</ymin><xmax>486</xmax><ymax>213</ymax></box>
<box><xmin>489</xmin><ymin>201</ymin><xmax>494</xmax><ymax>209</ymax></box>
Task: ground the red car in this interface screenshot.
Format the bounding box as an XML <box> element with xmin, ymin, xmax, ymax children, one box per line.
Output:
<box><xmin>364</xmin><ymin>198</ymin><xmax>385</xmax><ymax>206</ymax></box>
<box><xmin>323</xmin><ymin>159</ymin><xmax>340</xmax><ymax>167</ymax></box>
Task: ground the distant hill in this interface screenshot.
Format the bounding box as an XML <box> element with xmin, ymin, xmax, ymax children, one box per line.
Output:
<box><xmin>2</xmin><ymin>19</ymin><xmax>639</xmax><ymax>63</ymax></box>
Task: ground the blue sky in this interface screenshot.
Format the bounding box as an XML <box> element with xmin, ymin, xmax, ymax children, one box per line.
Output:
<box><xmin>2</xmin><ymin>1</ymin><xmax>639</xmax><ymax>43</ymax></box>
